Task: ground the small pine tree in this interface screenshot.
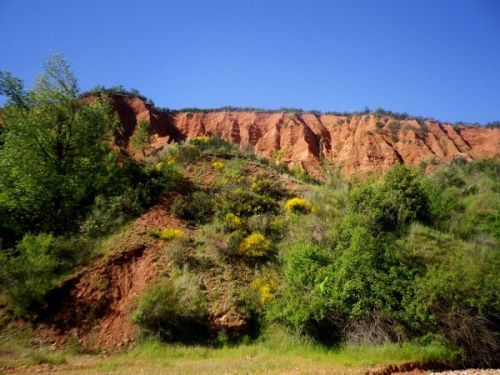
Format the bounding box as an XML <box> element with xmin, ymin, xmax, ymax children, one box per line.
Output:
<box><xmin>130</xmin><ymin>120</ymin><xmax>152</xmax><ymax>156</ymax></box>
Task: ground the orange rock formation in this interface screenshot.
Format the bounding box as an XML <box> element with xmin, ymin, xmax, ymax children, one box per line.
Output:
<box><xmin>87</xmin><ymin>94</ymin><xmax>500</xmax><ymax>177</ymax></box>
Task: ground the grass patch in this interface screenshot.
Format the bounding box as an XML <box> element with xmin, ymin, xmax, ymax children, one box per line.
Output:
<box><xmin>0</xmin><ymin>326</ymin><xmax>457</xmax><ymax>374</ymax></box>
<box><xmin>102</xmin><ymin>326</ymin><xmax>457</xmax><ymax>374</ymax></box>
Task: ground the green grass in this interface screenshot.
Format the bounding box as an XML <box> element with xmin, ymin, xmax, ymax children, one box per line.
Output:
<box><xmin>0</xmin><ymin>326</ymin><xmax>456</xmax><ymax>374</ymax></box>
<box><xmin>0</xmin><ymin>330</ymin><xmax>66</xmax><ymax>371</ymax></box>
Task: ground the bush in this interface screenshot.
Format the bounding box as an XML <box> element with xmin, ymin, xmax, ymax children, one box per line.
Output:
<box><xmin>165</xmin><ymin>238</ymin><xmax>190</xmax><ymax>267</ymax></box>
<box><xmin>165</xmin><ymin>136</ymin><xmax>238</xmax><ymax>165</ymax></box>
<box><xmin>217</xmin><ymin>189</ymin><xmax>279</xmax><ymax>218</ymax></box>
<box><xmin>402</xmin><ymin>225</ymin><xmax>500</xmax><ymax>365</ymax></box>
<box><xmin>348</xmin><ymin>165</ymin><xmax>430</xmax><ymax>232</ymax></box>
<box><xmin>130</xmin><ymin>120</ymin><xmax>152</xmax><ymax>156</ymax></box>
<box><xmin>80</xmin><ymin>191</ymin><xmax>143</xmax><ymax>237</ymax></box>
<box><xmin>239</xmin><ymin>232</ymin><xmax>272</xmax><ymax>257</ymax></box>
<box><xmin>212</xmin><ymin>161</ymin><xmax>225</xmax><ymax>170</ymax></box>
<box><xmin>289</xmin><ymin>166</ymin><xmax>318</xmax><ymax>184</ymax></box>
<box><xmin>132</xmin><ymin>269</ymin><xmax>208</xmax><ymax>342</ymax></box>
<box><xmin>388</xmin><ymin>121</ymin><xmax>400</xmax><ymax>142</ymax></box>
<box><xmin>331</xmin><ymin>225</ymin><xmax>411</xmax><ymax>321</ymax></box>
<box><xmin>148</xmin><ymin>227</ymin><xmax>186</xmax><ymax>241</ymax></box>
<box><xmin>0</xmin><ymin>234</ymin><xmax>62</xmax><ymax>317</ymax></box>
<box><xmin>269</xmin><ymin>242</ymin><xmax>338</xmax><ymax>340</ymax></box>
<box><xmin>285</xmin><ymin>197</ymin><xmax>313</xmax><ymax>214</ymax></box>
<box><xmin>250</xmin><ymin>178</ymin><xmax>285</xmax><ymax>198</ymax></box>
<box><xmin>171</xmin><ymin>191</ymin><xmax>213</xmax><ymax>224</ymax></box>
<box><xmin>195</xmin><ymin>222</ymin><xmax>235</xmax><ymax>259</ymax></box>
<box><xmin>223</xmin><ymin>213</ymin><xmax>243</xmax><ymax>231</ymax></box>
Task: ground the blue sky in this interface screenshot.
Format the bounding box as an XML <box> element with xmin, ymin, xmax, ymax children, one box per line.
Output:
<box><xmin>1</xmin><ymin>0</ymin><xmax>499</xmax><ymax>123</ymax></box>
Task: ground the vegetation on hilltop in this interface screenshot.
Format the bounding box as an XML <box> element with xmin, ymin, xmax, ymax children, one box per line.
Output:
<box><xmin>79</xmin><ymin>85</ymin><xmax>498</xmax><ymax>127</ymax></box>
<box><xmin>0</xmin><ymin>56</ymin><xmax>499</xmax><ymax>369</ymax></box>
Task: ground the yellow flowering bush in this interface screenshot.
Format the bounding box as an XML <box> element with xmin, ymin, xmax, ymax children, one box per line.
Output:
<box><xmin>190</xmin><ymin>136</ymin><xmax>211</xmax><ymax>144</ymax></box>
<box><xmin>224</xmin><ymin>212</ymin><xmax>243</xmax><ymax>230</ymax></box>
<box><xmin>249</xmin><ymin>272</ymin><xmax>279</xmax><ymax>305</ymax></box>
<box><xmin>166</xmin><ymin>156</ymin><xmax>177</xmax><ymax>166</ymax></box>
<box><xmin>239</xmin><ymin>231</ymin><xmax>271</xmax><ymax>257</ymax></box>
<box><xmin>155</xmin><ymin>162</ymin><xmax>164</xmax><ymax>172</ymax></box>
<box><xmin>259</xmin><ymin>284</ymin><xmax>272</xmax><ymax>304</ymax></box>
<box><xmin>212</xmin><ymin>161</ymin><xmax>225</xmax><ymax>170</ymax></box>
<box><xmin>148</xmin><ymin>227</ymin><xmax>186</xmax><ymax>241</ymax></box>
<box><xmin>284</xmin><ymin>197</ymin><xmax>313</xmax><ymax>214</ymax></box>
<box><xmin>271</xmin><ymin>149</ymin><xmax>284</xmax><ymax>163</ymax></box>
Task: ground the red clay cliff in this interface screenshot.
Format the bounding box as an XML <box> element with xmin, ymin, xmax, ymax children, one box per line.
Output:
<box><xmin>84</xmin><ymin>94</ymin><xmax>500</xmax><ymax>177</ymax></box>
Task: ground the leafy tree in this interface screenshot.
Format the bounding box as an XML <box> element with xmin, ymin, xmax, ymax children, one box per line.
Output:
<box><xmin>130</xmin><ymin>120</ymin><xmax>153</xmax><ymax>156</ymax></box>
<box><xmin>0</xmin><ymin>54</ymin><xmax>118</xmax><ymax>238</ymax></box>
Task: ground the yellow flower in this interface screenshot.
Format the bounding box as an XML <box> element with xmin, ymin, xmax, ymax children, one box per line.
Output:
<box><xmin>250</xmin><ymin>277</ymin><xmax>275</xmax><ymax>304</ymax></box>
<box><xmin>212</xmin><ymin>161</ymin><xmax>225</xmax><ymax>170</ymax></box>
<box><xmin>259</xmin><ymin>284</ymin><xmax>272</xmax><ymax>304</ymax></box>
<box><xmin>160</xmin><ymin>228</ymin><xmax>185</xmax><ymax>240</ymax></box>
<box><xmin>284</xmin><ymin>197</ymin><xmax>313</xmax><ymax>214</ymax></box>
<box><xmin>148</xmin><ymin>227</ymin><xmax>186</xmax><ymax>241</ymax></box>
<box><xmin>155</xmin><ymin>162</ymin><xmax>164</xmax><ymax>172</ymax></box>
<box><xmin>239</xmin><ymin>231</ymin><xmax>271</xmax><ymax>257</ymax></box>
<box><xmin>166</xmin><ymin>156</ymin><xmax>177</xmax><ymax>166</ymax></box>
<box><xmin>224</xmin><ymin>213</ymin><xmax>242</xmax><ymax>230</ymax></box>
<box><xmin>191</xmin><ymin>136</ymin><xmax>211</xmax><ymax>144</ymax></box>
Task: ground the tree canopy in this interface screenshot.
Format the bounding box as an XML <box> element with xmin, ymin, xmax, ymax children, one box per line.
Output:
<box><xmin>0</xmin><ymin>55</ymin><xmax>118</xmax><ymax>240</ymax></box>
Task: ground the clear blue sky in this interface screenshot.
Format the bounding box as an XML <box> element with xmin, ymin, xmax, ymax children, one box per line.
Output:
<box><xmin>1</xmin><ymin>0</ymin><xmax>499</xmax><ymax>123</ymax></box>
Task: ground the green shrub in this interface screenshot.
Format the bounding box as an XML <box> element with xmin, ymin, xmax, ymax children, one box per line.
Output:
<box><xmin>195</xmin><ymin>222</ymin><xmax>235</xmax><ymax>259</ymax></box>
<box><xmin>402</xmin><ymin>225</ymin><xmax>500</xmax><ymax>365</ymax></box>
<box><xmin>269</xmin><ymin>242</ymin><xmax>337</xmax><ymax>339</ymax></box>
<box><xmin>130</xmin><ymin>120</ymin><xmax>153</xmax><ymax>156</ymax></box>
<box><xmin>382</xmin><ymin>165</ymin><xmax>431</xmax><ymax>226</ymax></box>
<box><xmin>331</xmin><ymin>225</ymin><xmax>411</xmax><ymax>320</ymax></box>
<box><xmin>388</xmin><ymin>121</ymin><xmax>400</xmax><ymax>142</ymax></box>
<box><xmin>250</xmin><ymin>178</ymin><xmax>285</xmax><ymax>198</ymax></box>
<box><xmin>166</xmin><ymin>238</ymin><xmax>190</xmax><ymax>267</ymax></box>
<box><xmin>132</xmin><ymin>269</ymin><xmax>208</xmax><ymax>342</ymax></box>
<box><xmin>349</xmin><ymin>166</ymin><xmax>430</xmax><ymax>232</ymax></box>
<box><xmin>80</xmin><ymin>191</ymin><xmax>143</xmax><ymax>237</ymax></box>
<box><xmin>290</xmin><ymin>166</ymin><xmax>318</xmax><ymax>184</ymax></box>
<box><xmin>217</xmin><ymin>189</ymin><xmax>279</xmax><ymax>218</ymax></box>
<box><xmin>0</xmin><ymin>234</ymin><xmax>61</xmax><ymax>317</ymax></box>
<box><xmin>171</xmin><ymin>191</ymin><xmax>213</xmax><ymax>224</ymax></box>
<box><xmin>164</xmin><ymin>136</ymin><xmax>238</xmax><ymax>165</ymax></box>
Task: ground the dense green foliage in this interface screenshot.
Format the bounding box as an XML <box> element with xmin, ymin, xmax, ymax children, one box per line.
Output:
<box><xmin>132</xmin><ymin>268</ymin><xmax>208</xmax><ymax>343</ymax></box>
<box><xmin>0</xmin><ymin>56</ymin><xmax>180</xmax><ymax>316</ymax></box>
<box><xmin>268</xmin><ymin>160</ymin><xmax>499</xmax><ymax>365</ymax></box>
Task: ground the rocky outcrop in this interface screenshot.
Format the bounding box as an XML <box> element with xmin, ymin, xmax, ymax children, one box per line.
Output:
<box><xmin>86</xmin><ymin>94</ymin><xmax>500</xmax><ymax>177</ymax></box>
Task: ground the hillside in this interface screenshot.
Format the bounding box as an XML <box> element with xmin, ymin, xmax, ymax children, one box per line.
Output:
<box><xmin>83</xmin><ymin>93</ymin><xmax>500</xmax><ymax>177</ymax></box>
<box><xmin>1</xmin><ymin>61</ymin><xmax>499</xmax><ymax>373</ymax></box>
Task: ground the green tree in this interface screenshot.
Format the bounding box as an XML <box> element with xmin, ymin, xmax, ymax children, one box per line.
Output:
<box><xmin>130</xmin><ymin>120</ymin><xmax>153</xmax><ymax>156</ymax></box>
<box><xmin>0</xmin><ymin>54</ymin><xmax>118</xmax><ymax>238</ymax></box>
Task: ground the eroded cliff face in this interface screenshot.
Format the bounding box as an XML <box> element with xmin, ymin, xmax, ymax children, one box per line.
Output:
<box><xmin>88</xmin><ymin>94</ymin><xmax>500</xmax><ymax>177</ymax></box>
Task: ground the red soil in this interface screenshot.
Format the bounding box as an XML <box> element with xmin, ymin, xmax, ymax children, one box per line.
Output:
<box><xmin>85</xmin><ymin>94</ymin><xmax>499</xmax><ymax>177</ymax></box>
